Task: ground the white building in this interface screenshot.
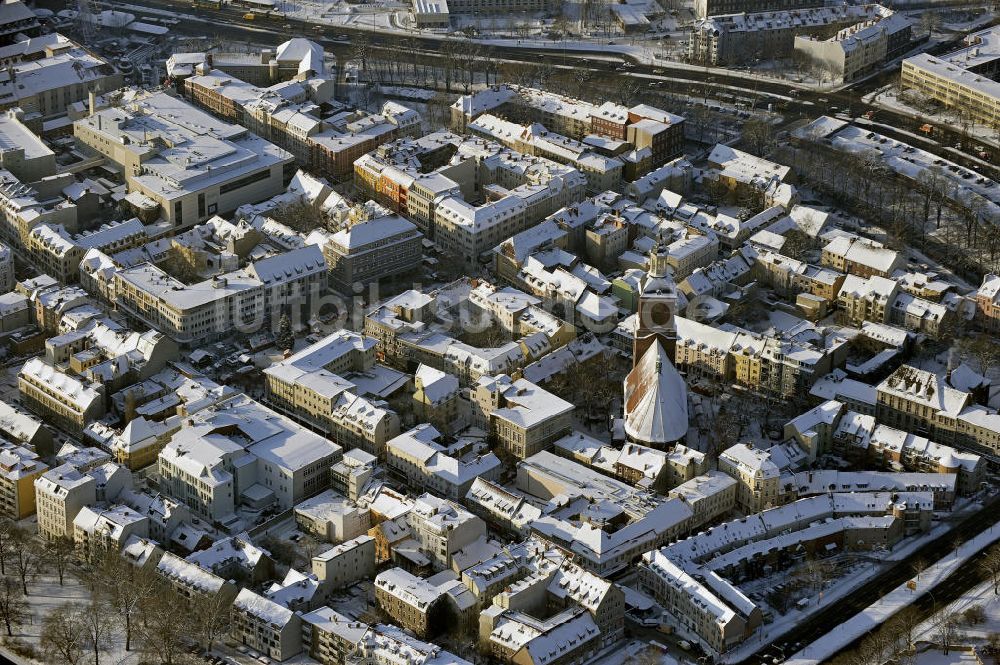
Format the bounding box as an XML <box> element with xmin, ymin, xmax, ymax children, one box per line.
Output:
<box><xmin>386</xmin><ymin>424</ymin><xmax>502</xmax><ymax>500</ymax></box>
<box><xmin>294</xmin><ymin>489</ymin><xmax>371</xmax><ymax>543</ymax></box>
<box><xmin>74</xmin><ymin>90</ymin><xmax>294</xmax><ymax>229</ymax></box>
<box><xmin>312</xmin><ymin>534</ymin><xmax>376</xmax><ymax>589</ymax></box>
<box><xmin>406</xmin><ymin>493</ymin><xmax>487</xmax><ymax>571</ymax></box>
<box><xmin>231</xmin><ymin>589</ymin><xmax>302</xmax><ymax>661</ymax></box>
<box><xmin>34</xmin><ymin>463</ymin><xmax>96</xmax><ymax>540</ymax></box>
<box><xmin>157</xmin><ymin>393</ymin><xmax>341</xmax><ymax>525</ymax></box>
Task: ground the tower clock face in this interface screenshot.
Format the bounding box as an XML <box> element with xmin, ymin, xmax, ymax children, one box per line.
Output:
<box><xmin>648</xmin><ymin>302</ymin><xmax>673</xmax><ymax>327</ymax></box>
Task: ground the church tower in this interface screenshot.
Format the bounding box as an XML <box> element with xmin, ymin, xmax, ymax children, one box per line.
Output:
<box><xmin>633</xmin><ymin>237</ymin><xmax>677</xmax><ymax>367</ymax></box>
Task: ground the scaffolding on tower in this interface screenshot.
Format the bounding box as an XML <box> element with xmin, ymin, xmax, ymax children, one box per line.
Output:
<box><xmin>75</xmin><ymin>0</ymin><xmax>99</xmax><ymax>45</ymax></box>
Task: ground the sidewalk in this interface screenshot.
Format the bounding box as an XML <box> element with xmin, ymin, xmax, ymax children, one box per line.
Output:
<box><xmin>784</xmin><ymin>521</ymin><xmax>1000</xmax><ymax>665</ymax></box>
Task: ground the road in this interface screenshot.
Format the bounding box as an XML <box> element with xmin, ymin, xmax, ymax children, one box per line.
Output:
<box><xmin>740</xmin><ymin>494</ymin><xmax>1000</xmax><ymax>665</ymax></box>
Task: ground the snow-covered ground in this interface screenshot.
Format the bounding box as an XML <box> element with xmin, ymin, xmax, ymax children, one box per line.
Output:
<box><xmin>914</xmin><ymin>649</ymin><xmax>984</xmax><ymax>665</ymax></box>
<box><xmin>783</xmin><ymin>520</ymin><xmax>1000</xmax><ymax>665</ymax></box>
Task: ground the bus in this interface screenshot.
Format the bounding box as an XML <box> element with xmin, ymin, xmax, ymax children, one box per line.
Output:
<box><xmin>192</xmin><ymin>0</ymin><xmax>222</xmax><ymax>9</ymax></box>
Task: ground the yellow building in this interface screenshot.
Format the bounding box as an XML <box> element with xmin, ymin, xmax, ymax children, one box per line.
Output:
<box><xmin>901</xmin><ymin>27</ymin><xmax>1000</xmax><ymax>131</ymax></box>
<box><xmin>0</xmin><ymin>445</ymin><xmax>47</xmax><ymax>519</ymax></box>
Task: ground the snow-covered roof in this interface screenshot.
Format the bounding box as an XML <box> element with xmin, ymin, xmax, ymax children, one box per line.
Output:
<box><xmin>877</xmin><ymin>365</ymin><xmax>969</xmax><ymax>417</ymax></box>
<box><xmin>623</xmin><ymin>342</ymin><xmax>689</xmax><ymax>444</ymax></box>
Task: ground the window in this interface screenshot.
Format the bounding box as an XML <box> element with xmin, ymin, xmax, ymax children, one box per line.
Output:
<box><xmin>220</xmin><ymin>169</ymin><xmax>271</xmax><ymax>195</ymax></box>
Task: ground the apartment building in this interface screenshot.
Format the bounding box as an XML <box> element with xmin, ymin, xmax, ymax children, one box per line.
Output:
<box><xmin>231</xmin><ymin>589</ymin><xmax>302</xmax><ymax>662</ymax></box>
<box><xmin>451</xmin><ymin>86</ymin><xmax>684</xmax><ymax>167</ymax></box>
<box><xmin>0</xmin><ymin>0</ymin><xmax>41</xmax><ymax>44</ymax></box>
<box><xmin>157</xmin><ymin>393</ymin><xmax>341</xmax><ymax>523</ymax></box>
<box><xmin>689</xmin><ymin>4</ymin><xmax>896</xmax><ymax>65</ymax></box>
<box><xmin>859</xmin><ymin>424</ymin><xmax>985</xmax><ymax>494</ymax></box>
<box><xmin>155</xmin><ymin>551</ymin><xmax>238</xmax><ymax>602</ymax></box>
<box><xmin>718</xmin><ymin>443</ymin><xmax>781</xmax><ymax>513</ymax></box>
<box><xmin>901</xmin><ymin>26</ymin><xmax>1000</xmax><ymax>130</ymax></box>
<box><xmin>0</xmin><ymin>400</ymin><xmax>51</xmax><ymax>455</ymax></box>
<box><xmin>386</xmin><ymin>424</ymin><xmax>502</xmax><ymax>500</ymax></box>
<box><xmin>468</xmin><ymin>113</ymin><xmax>624</xmax><ymax>192</ymax></box>
<box><xmin>294</xmin><ymin>490</ymin><xmax>371</xmax><ymax>543</ymax></box>
<box><xmin>357</xmin><ymin>135</ymin><xmax>586</xmax><ymax>266</ymax></box>
<box><xmin>350</xmin><ymin>624</ymin><xmax>472</xmax><ymax>665</ymax></box>
<box><xmin>312</xmin><ymin>535</ymin><xmax>376</xmax><ymax>589</ymax></box>
<box><xmin>18</xmin><ymin>356</ymin><xmax>104</xmax><ymax>433</ymax></box>
<box><xmin>876</xmin><ymin>365</ymin><xmax>1000</xmax><ymax>454</ymax></box>
<box><xmin>300</xmin><ymin>607</ymin><xmax>370</xmax><ymax>665</ymax></box>
<box><xmin>412</xmin><ymin>365</ymin><xmax>461</xmax><ymax>432</ymax></box>
<box><xmin>113</xmin><ymin>244</ymin><xmax>325</xmax><ymax>346</ymax></box>
<box><xmin>183</xmin><ymin>60</ymin><xmax>422</xmax><ymax>179</ymax></box>
<box><xmin>517</xmin><ymin>451</ymin><xmax>693</xmax><ymax>575</ymax></box>
<box><xmin>406</xmin><ymin>493</ymin><xmax>487</xmax><ymax>571</ymax></box>
<box><xmin>34</xmin><ymin>463</ymin><xmax>96</xmax><ymax>540</ymax></box>
<box><xmin>74</xmin><ymin>90</ymin><xmax>294</xmax><ymax>229</ymax></box>
<box><xmin>0</xmin><ymin>34</ymin><xmax>121</xmax><ymax>123</ymax></box>
<box><xmin>481</xmin><ymin>606</ymin><xmax>601</xmax><ymax>665</ymax></box>
<box><xmin>318</xmin><ymin>214</ymin><xmax>422</xmax><ymax>292</ymax></box>
<box><xmin>73</xmin><ymin>504</ymin><xmax>149</xmax><ymax>558</ymax></box>
<box><xmin>640</xmin><ymin>491</ymin><xmax>928</xmax><ymax>653</ymax></box>
<box><xmin>668</xmin><ymin>471</ymin><xmax>738</xmax><ymax>527</ymax></box>
<box><xmin>694</xmin><ymin>0</ymin><xmax>821</xmax><ymax>19</ymax></box>
<box><xmin>821</xmin><ymin>235</ymin><xmax>904</xmax><ymax>278</ymax></box>
<box><xmin>185</xmin><ymin>534</ymin><xmax>274</xmax><ymax>585</ymax></box>
<box><xmin>44</xmin><ymin>218</ymin><xmax>148</xmax><ymax>284</ymax></box>
<box><xmin>0</xmin><ymin>110</ymin><xmax>55</xmax><ymax>183</ymax></box>
<box><xmin>974</xmin><ymin>274</ymin><xmax>1000</xmax><ymax>332</ymax></box>
<box><xmin>705</xmin><ymin>144</ymin><xmax>797</xmax><ymax>208</ymax></box>
<box><xmin>330</xmin><ymin>449</ymin><xmax>377</xmax><ymax>501</ymax></box>
<box><xmin>794</xmin><ymin>12</ymin><xmax>912</xmax><ymax>82</ymax></box>
<box><xmin>374</xmin><ymin>567</ymin><xmax>447</xmax><ymax>639</ymax></box>
<box><xmin>0</xmin><ymin>444</ymin><xmax>47</xmax><ymax>520</ymax></box>
<box><xmin>263</xmin><ymin>330</ymin><xmax>401</xmax><ymax>458</ymax></box>
<box><xmin>471</xmin><ymin>374</ymin><xmax>574</xmax><ymax>459</ymax></box>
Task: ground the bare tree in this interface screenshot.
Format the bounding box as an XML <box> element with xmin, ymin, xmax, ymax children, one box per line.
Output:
<box><xmin>919</xmin><ymin>9</ymin><xmax>941</xmax><ymax>35</ymax></box>
<box><xmin>138</xmin><ymin>583</ymin><xmax>191</xmax><ymax>665</ymax></box>
<box><xmin>0</xmin><ymin>576</ymin><xmax>27</xmax><ymax>637</ymax></box>
<box><xmin>938</xmin><ymin>612</ymin><xmax>964</xmax><ymax>654</ymax></box>
<box><xmin>980</xmin><ymin>545</ymin><xmax>1000</xmax><ymax>595</ymax></box>
<box><xmin>81</xmin><ymin>598</ymin><xmax>114</xmax><ymax>665</ymax></box>
<box><xmin>742</xmin><ymin>118</ymin><xmax>777</xmax><ymax>157</ymax></box>
<box><xmin>0</xmin><ymin>519</ymin><xmax>17</xmax><ymax>576</ymax></box>
<box><xmin>44</xmin><ymin>536</ymin><xmax>76</xmax><ymax>586</ymax></box>
<box><xmin>10</xmin><ymin>529</ymin><xmax>39</xmax><ymax>595</ymax></box>
<box><xmin>191</xmin><ymin>589</ymin><xmax>233</xmax><ymax>652</ymax></box>
<box><xmin>957</xmin><ymin>336</ymin><xmax>1000</xmax><ymax>377</ymax></box>
<box><xmin>268</xmin><ymin>199</ymin><xmax>328</xmax><ymax>234</ymax></box>
<box><xmin>987</xmin><ymin>631</ymin><xmax>1000</xmax><ymax>654</ymax></box>
<box><xmin>891</xmin><ymin>605</ymin><xmax>922</xmax><ymax>655</ymax></box>
<box><xmin>93</xmin><ymin>550</ymin><xmax>159</xmax><ymax>651</ymax></box>
<box><xmin>41</xmin><ymin>604</ymin><xmax>87</xmax><ymax>665</ymax></box>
